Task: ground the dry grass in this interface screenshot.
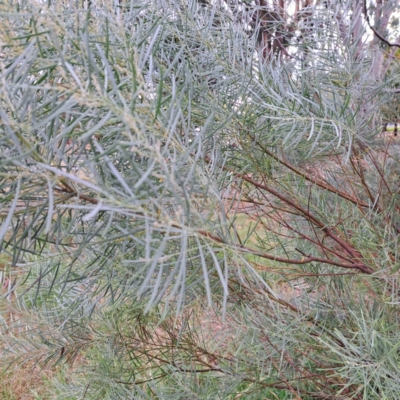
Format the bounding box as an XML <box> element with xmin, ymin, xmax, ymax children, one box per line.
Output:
<box><xmin>0</xmin><ymin>259</ymin><xmax>56</xmax><ymax>399</ymax></box>
<box><xmin>0</xmin><ymin>361</ymin><xmax>56</xmax><ymax>400</ymax></box>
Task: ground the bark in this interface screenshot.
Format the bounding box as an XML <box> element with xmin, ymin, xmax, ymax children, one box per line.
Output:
<box><xmin>370</xmin><ymin>0</ymin><xmax>396</xmax><ymax>79</ymax></box>
<box><xmin>352</xmin><ymin>0</ymin><xmax>365</xmax><ymax>59</ymax></box>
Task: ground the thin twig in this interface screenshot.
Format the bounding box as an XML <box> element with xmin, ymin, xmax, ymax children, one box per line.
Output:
<box><xmin>363</xmin><ymin>0</ymin><xmax>400</xmax><ymax>48</ymax></box>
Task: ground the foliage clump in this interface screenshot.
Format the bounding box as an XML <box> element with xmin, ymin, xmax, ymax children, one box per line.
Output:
<box><xmin>1</xmin><ymin>0</ymin><xmax>400</xmax><ymax>399</ymax></box>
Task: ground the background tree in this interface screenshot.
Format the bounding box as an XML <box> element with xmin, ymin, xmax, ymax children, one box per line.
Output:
<box><xmin>1</xmin><ymin>0</ymin><xmax>400</xmax><ymax>399</ymax></box>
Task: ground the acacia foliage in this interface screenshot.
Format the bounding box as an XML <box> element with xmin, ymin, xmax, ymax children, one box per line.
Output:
<box><xmin>1</xmin><ymin>0</ymin><xmax>400</xmax><ymax>398</ymax></box>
